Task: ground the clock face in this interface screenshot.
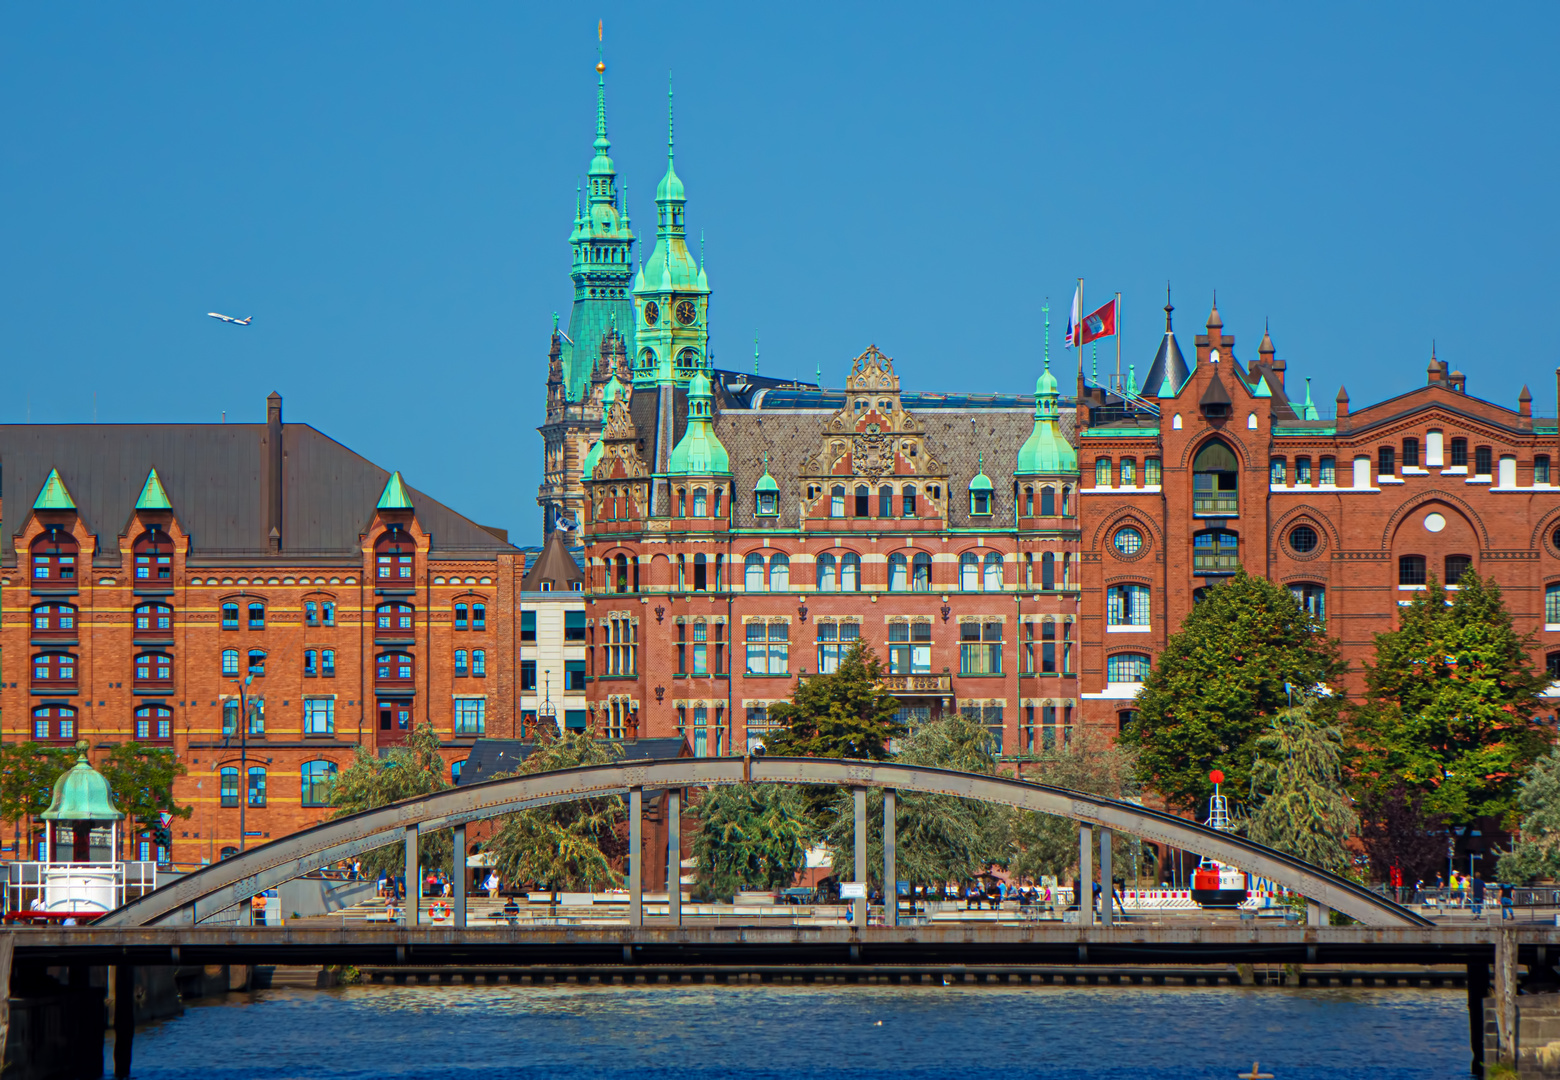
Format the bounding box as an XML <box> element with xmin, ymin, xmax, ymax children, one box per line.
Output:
<box><xmin>643</xmin><ymin>300</ymin><xmax>659</xmax><ymax>326</ymax></box>
<box><xmin>675</xmin><ymin>300</ymin><xmax>697</xmax><ymax>326</ymax></box>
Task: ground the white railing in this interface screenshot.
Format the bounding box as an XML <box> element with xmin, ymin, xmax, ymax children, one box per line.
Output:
<box><xmin>4</xmin><ymin>860</ymin><xmax>159</xmax><ymax>922</ymax></box>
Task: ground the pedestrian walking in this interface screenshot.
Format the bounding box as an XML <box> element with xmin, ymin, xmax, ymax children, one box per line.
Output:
<box><xmin>1471</xmin><ymin>875</ymin><xmax>1486</xmax><ymax>918</ymax></box>
<box><xmin>1500</xmin><ymin>880</ymin><xmax>1515</xmax><ymax>920</ymax></box>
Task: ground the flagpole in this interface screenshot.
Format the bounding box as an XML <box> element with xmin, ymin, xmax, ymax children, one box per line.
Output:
<box><xmin>1076</xmin><ymin>276</ymin><xmax>1084</xmax><ymax>388</ymax></box>
<box><xmin>1116</xmin><ymin>291</ymin><xmax>1123</xmax><ymax>395</ymax></box>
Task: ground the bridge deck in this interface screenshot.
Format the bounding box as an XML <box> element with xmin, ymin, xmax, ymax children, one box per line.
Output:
<box><xmin>9</xmin><ymin>923</ymin><xmax>1556</xmax><ymax>968</ymax></box>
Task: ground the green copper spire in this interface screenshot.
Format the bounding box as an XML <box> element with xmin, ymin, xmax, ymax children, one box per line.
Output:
<box><xmin>558</xmin><ymin>37</ymin><xmax>635</xmax><ymax>405</ymax></box>
<box><xmin>1301</xmin><ymin>377</ymin><xmax>1319</xmax><ymax>420</ymax></box>
<box><xmin>666</xmin><ymin>370</ymin><xmax>730</xmax><ymax>475</ymax></box>
<box><xmin>41</xmin><ymin>743</ymin><xmax>123</xmax><ymax>823</ymax></box>
<box><xmin>34</xmin><ymin>468</ymin><xmax>75</xmax><ymax>510</ymax></box>
<box><xmin>633</xmin><ymin>74</ymin><xmax>711</xmax><ymax>390</ymax></box>
<box><xmin>377</xmin><ymin>471</ymin><xmax>414</xmax><ymax>510</ymax></box>
<box><xmin>135</xmin><ymin>468</ymin><xmax>172</xmax><ymax>510</ymax></box>
<box><xmin>1016</xmin><ymin>354</ymin><xmax>1078</xmax><ymax>477</ymax></box>
<box><xmin>1126</xmin><ymin>363</ymin><xmax>1137</xmax><ymax>397</ymax></box>
<box><xmin>754</xmin><ymin>452</ymin><xmax>778</xmax><ymax>494</ymax></box>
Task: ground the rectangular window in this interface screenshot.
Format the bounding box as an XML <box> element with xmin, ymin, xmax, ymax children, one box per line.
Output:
<box><xmin>817</xmin><ymin>622</ymin><xmax>860</xmax><ymax>674</ymax></box>
<box><xmin>692</xmin><ymin>621</ymin><xmax>708</xmax><ymax>676</ymax></box>
<box><xmin>1450</xmin><ymin>438</ymin><xmax>1468</xmax><ymax>467</ymax></box>
<box><xmin>247</xmin><ymin>768</ymin><xmax>266</xmax><ymax>808</ymax></box>
<box><xmin>454</xmin><ymin>604</ymin><xmax>468</xmax><ymax>631</ymax></box>
<box><xmin>1095</xmin><ymin>458</ymin><xmax>1111</xmax><ymax>488</ymax></box>
<box><xmin>1270</xmin><ymin>458</ymin><xmax>1286</xmax><ymax>485</ymax></box>
<box><xmin>248</xmin><ymin>650</ymin><xmax>266</xmax><ymax>676</ymax></box>
<box><xmin>1106</xmin><ymin>654</ymin><xmax>1150</xmax><ymax>683</ymax></box>
<box><xmin>472</xmin><ymin>649</ymin><xmax>486</xmax><ymax>677</ymax></box>
<box><xmin>1537</xmin><ymin>456</ymin><xmax>1552</xmax><ymax>485</ymax></box>
<box><xmin>222</xmin><ymin>605</ymin><xmax>239</xmax><ymax>631</ymax></box>
<box><xmin>1144</xmin><ymin>458</ymin><xmax>1161</xmax><ymax>486</ymax></box>
<box><xmin>521</xmin><ymin>660</ymin><xmax>537</xmax><ymax>691</ymax></box>
<box><xmin>1319</xmin><ymin>456</ymin><xmax>1336</xmax><ymax>485</ymax></box>
<box><xmin>887</xmin><ymin>622</ymin><xmax>931</xmax><ymax>675</ymax></box>
<box><xmin>1475</xmin><ymin>446</ymin><xmax>1492</xmax><ymax>476</ymax></box>
<box><xmin>1062</xmin><ymin>620</ymin><xmax>1073</xmax><ymax>674</ymax></box>
<box><xmin>473</xmin><ymin>604</ymin><xmax>486</xmax><ymax>631</ymax></box>
<box><xmin>322</xmin><ymin>649</ymin><xmax>335</xmax><ymax>677</ymax></box>
<box><xmin>521</xmin><ymin>611</ymin><xmax>537</xmax><ymax>643</ymax></box>
<box><xmin>959</xmin><ymin>621</ymin><xmax>1002</xmax><ymax>675</ymax></box>
<box><xmin>323</xmin><ymin>602</ymin><xmax>335</xmax><ymax>627</ymax></box>
<box><xmin>768</xmin><ymin>623</ymin><xmax>789</xmax><ymax>675</ymax></box>
<box><xmin>248</xmin><ymin>699</ymin><xmax>265</xmax><ymax>736</ymax></box>
<box><xmin>1378</xmin><ymin>447</ymin><xmax>1395</xmax><ymax>476</ymax></box>
<box><xmin>1403</xmin><ymin>438</ymin><xmax>1420</xmax><ymax>467</ymax></box>
<box><xmin>222</xmin><ymin>700</ymin><xmax>239</xmax><ymax>736</ymax></box>
<box><xmin>220</xmin><ymin>770</ymin><xmax>239</xmax><ymax>807</ymax></box>
<box><xmin>1107</xmin><ymin>584</ymin><xmax>1151</xmax><ymax>627</ymax></box>
<box><xmin>564</xmin><ymin>659</ymin><xmax>586</xmax><ymax>692</ymax></box>
<box><xmin>1120</xmin><ymin>458</ymin><xmax>1136</xmax><ymax>486</ymax></box>
<box><xmin>1399</xmin><ymin>555</ymin><xmax>1427</xmax><ymax>586</ymax></box>
<box><xmin>248</xmin><ymin>603</ymin><xmax>266</xmax><ymax>630</ymax></box>
<box><xmin>454</xmin><ymin>649</ymin><xmax>468</xmax><ymax>677</ymax></box>
<box><xmin>304</xmin><ymin>698</ymin><xmax>335</xmax><ymax>736</ymax></box>
<box><xmin>1041</xmin><ymin>620</ymin><xmax>1056</xmax><ymax>674</ymax></box>
<box><xmin>304</xmin><ymin>649</ymin><xmax>317</xmax><ymax>677</ymax></box>
<box><xmin>565</xmin><ymin>611</ymin><xmax>587</xmax><ymax>642</ymax></box>
<box><xmin>1546</xmin><ymin>584</ymin><xmax>1560</xmax><ymax>626</ymax></box>
<box><xmin>1295</xmin><ymin>456</ymin><xmax>1312</xmax><ymax>485</ymax></box>
<box><xmin>305</xmin><ymin>602</ymin><xmax>319</xmax><ymax>626</ymax></box>
<box><xmin>454</xmin><ymin>698</ymin><xmax>486</xmax><ymax>736</ymax></box>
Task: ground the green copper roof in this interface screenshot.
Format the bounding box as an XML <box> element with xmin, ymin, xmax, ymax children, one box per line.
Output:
<box><xmin>33</xmin><ymin>468</ymin><xmax>75</xmax><ymax>510</ymax></box>
<box><xmin>377</xmin><ymin>471</ymin><xmax>415</xmax><ymax>510</ymax></box>
<box><xmin>970</xmin><ymin>453</ymin><xmax>994</xmax><ymax>492</ymax></box>
<box><xmin>666</xmin><ymin>371</ymin><xmax>730</xmax><ymax>475</ymax></box>
<box><xmin>582</xmin><ymin>437</ymin><xmax>605</xmax><ymax>478</ymax></box>
<box><xmin>1253</xmin><ymin>375</ymin><xmax>1272</xmax><ymax>398</ymax></box>
<box><xmin>40</xmin><ymin>744</ymin><xmax>124</xmax><ymax>823</ymax></box>
<box><xmin>754</xmin><ymin>454</ymin><xmax>779</xmax><ymax>493</ymax></box>
<box><xmin>1300</xmin><ymin>377</ymin><xmax>1319</xmax><ymax>420</ymax></box>
<box><xmin>135</xmin><ymin>468</ymin><xmax>172</xmax><ymax>510</ymax></box>
<box><xmin>1016</xmin><ymin>360</ymin><xmax>1078</xmax><ymax>476</ymax></box>
<box><xmin>1158</xmin><ymin>370</ymin><xmax>1180</xmax><ymax>399</ymax></box>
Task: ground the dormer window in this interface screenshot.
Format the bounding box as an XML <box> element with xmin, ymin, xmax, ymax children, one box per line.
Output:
<box><xmin>32</xmin><ymin>528</ymin><xmax>77</xmax><ymax>583</ymax></box>
<box><xmin>971</xmin><ymin>489</ymin><xmax>992</xmax><ymax>516</ymax></box>
<box><xmin>757</xmin><ymin>489</ymin><xmax>778</xmax><ymax>516</ymax></box>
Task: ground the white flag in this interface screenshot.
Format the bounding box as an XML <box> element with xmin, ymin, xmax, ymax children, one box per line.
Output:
<box><xmin>1065</xmin><ymin>285</ymin><xmax>1082</xmax><ymax>348</ymax></box>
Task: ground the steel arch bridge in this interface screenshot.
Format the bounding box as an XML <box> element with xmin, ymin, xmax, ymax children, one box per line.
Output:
<box><xmin>98</xmin><ymin>757</ymin><xmax>1428</xmax><ymax>929</ymax></box>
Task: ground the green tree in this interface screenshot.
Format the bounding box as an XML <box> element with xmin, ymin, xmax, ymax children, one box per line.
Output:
<box><xmin>486</xmin><ymin>731</ymin><xmax>627</xmax><ymax>891</ymax></box>
<box><xmin>0</xmin><ymin>742</ymin><xmax>78</xmax><ymax>853</ymax></box>
<box><xmin>1117</xmin><ymin>570</ymin><xmax>1346</xmax><ymax>812</ymax></box>
<box><xmin>691</xmin><ymin>784</ymin><xmax>814</xmax><ymax>900</ymax></box>
<box><xmin>1350</xmin><ymin>572</ymin><xmax>1550</xmax><ymax>824</ymax></box>
<box><xmin>1498</xmin><ymin>747</ymin><xmax>1560</xmax><ymax>882</ymax></box>
<box><xmin>1008</xmin><ymin>729</ymin><xmax>1140</xmax><ymax>883</ymax></box>
<box><xmin>822</xmin><ymin>713</ymin><xmax>1003</xmax><ymax>890</ymax></box>
<box><xmin>329</xmin><ymin>721</ymin><xmax>452</xmax><ymax>876</ymax></box>
<box><xmin>1242</xmin><ymin>699</ymin><xmax>1359</xmax><ymax>876</ymax></box>
<box><xmin>763</xmin><ymin>642</ymin><xmax>905</xmax><ymax>760</ymax></box>
<box><xmin>97</xmin><ymin>742</ymin><xmax>193</xmax><ymax>857</ymax></box>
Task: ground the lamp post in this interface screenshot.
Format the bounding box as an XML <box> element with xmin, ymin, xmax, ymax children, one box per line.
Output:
<box><xmin>540</xmin><ymin>670</ymin><xmax>557</xmax><ymax>734</ymax></box>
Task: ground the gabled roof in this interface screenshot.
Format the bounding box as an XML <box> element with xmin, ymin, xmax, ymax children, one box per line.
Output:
<box><xmin>521</xmin><ymin>530</ymin><xmax>583</xmax><ymax>591</ymax></box>
<box><xmin>34</xmin><ymin>468</ymin><xmax>76</xmax><ymax>510</ymax></box>
<box><xmin>135</xmin><ymin>468</ymin><xmax>172</xmax><ymax>511</ymax></box>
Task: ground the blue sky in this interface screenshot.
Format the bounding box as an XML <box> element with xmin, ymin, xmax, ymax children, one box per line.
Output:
<box><xmin>2</xmin><ymin>4</ymin><xmax>1555</xmax><ymax>545</ymax></box>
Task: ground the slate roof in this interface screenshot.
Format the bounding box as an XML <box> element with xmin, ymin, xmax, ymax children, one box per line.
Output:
<box><xmin>521</xmin><ymin>530</ymin><xmax>584</xmax><ymax>591</ymax></box>
<box><xmin>0</xmin><ymin>421</ymin><xmax>517</xmax><ymax>566</ymax></box>
<box><xmin>455</xmin><ymin>737</ymin><xmax>690</xmax><ymax>786</ymax></box>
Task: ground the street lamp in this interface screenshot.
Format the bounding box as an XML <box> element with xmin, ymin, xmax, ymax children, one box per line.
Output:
<box><xmin>540</xmin><ymin>670</ymin><xmax>557</xmax><ymax>734</ymax></box>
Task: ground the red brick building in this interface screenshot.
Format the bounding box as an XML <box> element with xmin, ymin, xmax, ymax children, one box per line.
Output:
<box><xmin>1</xmin><ymin>393</ymin><xmax>524</xmax><ymax>867</ymax></box>
<box><xmin>1074</xmin><ymin>298</ymin><xmax>1560</xmax><ymax>732</ymax></box>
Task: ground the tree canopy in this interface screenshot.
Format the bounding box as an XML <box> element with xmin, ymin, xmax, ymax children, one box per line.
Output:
<box><xmin>763</xmin><ymin>642</ymin><xmax>905</xmax><ymax>760</ymax></box>
<box><xmin>1117</xmin><ymin>570</ymin><xmax>1346</xmax><ymax>813</ymax></box>
<box><xmin>691</xmin><ymin>784</ymin><xmax>813</xmax><ymax>900</ymax></box>
<box><xmin>1008</xmin><ymin>730</ymin><xmax>1139</xmax><ymax>883</ymax></box>
<box><xmin>329</xmin><ymin>722</ymin><xmax>452</xmax><ymax>875</ymax></box>
<box><xmin>97</xmin><ymin>742</ymin><xmax>192</xmax><ymax>855</ymax></box>
<box><xmin>1349</xmin><ymin>571</ymin><xmax>1550</xmax><ymax>824</ymax></box>
<box><xmin>0</xmin><ymin>743</ymin><xmax>79</xmax><ymax>832</ymax></box>
<box><xmin>1242</xmin><ymin>699</ymin><xmax>1358</xmax><ymax>877</ymax></box>
<box><xmin>1498</xmin><ymin>747</ymin><xmax>1560</xmax><ymax>882</ymax></box>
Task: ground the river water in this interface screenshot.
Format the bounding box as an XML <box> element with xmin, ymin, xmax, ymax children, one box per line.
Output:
<box><xmin>126</xmin><ymin>983</ymin><xmax>1470</xmax><ymax>1079</ymax></box>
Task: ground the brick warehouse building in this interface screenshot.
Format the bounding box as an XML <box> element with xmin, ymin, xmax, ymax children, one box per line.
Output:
<box><xmin>0</xmin><ymin>393</ymin><xmax>525</xmax><ymax>866</ymax></box>
<box><xmin>1074</xmin><ymin>298</ymin><xmax>1560</xmax><ymax>733</ymax></box>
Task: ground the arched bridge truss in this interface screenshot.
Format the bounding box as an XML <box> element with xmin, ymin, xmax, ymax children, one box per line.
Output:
<box><xmin>99</xmin><ymin>757</ymin><xmax>1428</xmax><ymax>929</ymax></box>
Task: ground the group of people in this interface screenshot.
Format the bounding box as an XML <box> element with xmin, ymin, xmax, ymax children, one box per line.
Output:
<box><xmin>1418</xmin><ymin>872</ymin><xmax>1518</xmax><ymax>919</ymax></box>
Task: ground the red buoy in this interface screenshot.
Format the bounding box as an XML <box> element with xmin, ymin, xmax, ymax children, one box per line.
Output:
<box><xmin>1209</xmin><ymin>769</ymin><xmax>1224</xmax><ymax>785</ymax></box>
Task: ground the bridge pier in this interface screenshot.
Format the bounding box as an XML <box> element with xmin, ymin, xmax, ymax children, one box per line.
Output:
<box><xmin>113</xmin><ymin>963</ymin><xmax>134</xmax><ymax>1078</ymax></box>
<box><xmin>1468</xmin><ymin>956</ymin><xmax>1490</xmax><ymax>1075</ymax></box>
<box><xmin>1079</xmin><ymin>824</ymin><xmax>1093</xmax><ymax>924</ymax></box>
<box><xmin>629</xmin><ymin>787</ymin><xmax>643</xmax><ymax>929</ymax></box>
<box><xmin>403</xmin><ymin>826</ymin><xmax>419</xmax><ymax>926</ymax></box>
<box><xmin>852</xmin><ymin>788</ymin><xmax>867</xmax><ymax>928</ymax></box>
<box><xmin>1099</xmin><ymin>829</ymin><xmax>1113</xmax><ymax>927</ymax></box>
<box><xmin>883</xmin><ymin>789</ymin><xmax>897</xmax><ymax>928</ymax></box>
<box><xmin>667</xmin><ymin>788</ymin><xmax>681</xmax><ymax>927</ymax></box>
<box><xmin>452</xmin><ymin>823</ymin><xmax>467</xmax><ymax>929</ymax></box>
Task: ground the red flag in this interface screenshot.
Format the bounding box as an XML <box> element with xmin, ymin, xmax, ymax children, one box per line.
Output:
<box><xmin>1079</xmin><ymin>299</ymin><xmax>1117</xmax><ymax>344</ymax></box>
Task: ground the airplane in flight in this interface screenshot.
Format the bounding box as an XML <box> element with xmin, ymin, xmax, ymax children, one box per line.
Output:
<box><xmin>207</xmin><ymin>313</ymin><xmax>253</xmax><ymax>325</ymax></box>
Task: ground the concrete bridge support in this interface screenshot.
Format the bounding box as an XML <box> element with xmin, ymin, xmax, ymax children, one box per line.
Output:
<box><xmin>452</xmin><ymin>823</ymin><xmax>467</xmax><ymax>929</ymax></box>
<box><xmin>1079</xmin><ymin>825</ymin><xmax>1093</xmax><ymax>925</ymax></box>
<box><xmin>666</xmin><ymin>788</ymin><xmax>682</xmax><ymax>927</ymax></box>
<box><xmin>852</xmin><ymin>788</ymin><xmax>867</xmax><ymax>928</ymax></box>
<box><xmin>883</xmin><ymin>789</ymin><xmax>897</xmax><ymax>928</ymax></box>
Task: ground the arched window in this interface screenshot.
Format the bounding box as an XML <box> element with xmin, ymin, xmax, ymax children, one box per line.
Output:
<box><xmin>247</xmin><ymin>649</ymin><xmax>266</xmax><ymax>676</ymax></box>
<box><xmin>1289</xmin><ymin>583</ymin><xmax>1326</xmax><ymax>621</ymax></box>
<box><xmin>247</xmin><ymin>766</ymin><xmax>267</xmax><ymax>808</ymax></box>
<box><xmin>376</xmin><ymin>528</ymin><xmax>414</xmax><ymax>584</ymax></box>
<box><xmin>135</xmin><ymin>705</ymin><xmax>172</xmax><ymax>742</ymax></box>
<box><xmin>32</xmin><ymin>603</ymin><xmax>76</xmax><ymax>636</ymax></box>
<box><xmin>745</xmin><ymin>553</ymin><xmax>766</xmax><ymax>592</ymax></box>
<box><xmin>854</xmin><ymin>485</ymin><xmax>870</xmax><ymax>517</ymax></box>
<box><xmin>713</xmin><ymin>488</ymin><xmax>723</xmax><ymax>519</ymax></box>
<box><xmin>1023</xmin><ymin>486</ymin><xmax>1034</xmax><ymax>516</ymax></box>
<box><xmin>31</xmin><ymin>528</ymin><xmax>77</xmax><ymax>582</ymax></box>
<box><xmin>1271</xmin><ymin>457</ymin><xmax>1288</xmax><ymax>485</ymax></box>
<box><xmin>1192</xmin><ymin>440</ymin><xmax>1239</xmax><ymax>514</ymax></box>
<box><xmin>888</xmin><ymin>552</ymin><xmax>908</xmax><ymax>592</ymax></box>
<box><xmin>692</xmin><ymin>487</ymin><xmax>708</xmax><ymax>516</ymax></box>
<box><xmin>222</xmin><ymin>602</ymin><xmax>239</xmax><ymax>630</ymax></box>
<box><xmin>32</xmin><ymin>705</ymin><xmax>75</xmax><ymax>742</ymax></box>
<box><xmin>841</xmin><ymin>552</ymin><xmax>861</xmax><ymax>591</ymax></box>
<box><xmin>879</xmin><ymin>485</ymin><xmax>894</xmax><ymax>518</ymax></box>
<box><xmin>220</xmin><ymin>768</ymin><xmax>240</xmax><ymax>808</ymax></box>
<box><xmin>1106</xmin><ymin>585</ymin><xmax>1151</xmax><ymax>627</ymax></box>
<box><xmin>911</xmin><ymin>552</ymin><xmax>932</xmax><ymax>592</ymax></box>
<box><xmin>1192</xmin><ymin>530</ymin><xmax>1239</xmax><ymax>574</ymax></box>
<box><xmin>1106</xmin><ymin>653</ymin><xmax>1151</xmax><ymax>684</ymax></box>
<box><xmin>1041</xmin><ymin>552</ymin><xmax>1056</xmax><ymax>590</ymax></box>
<box><xmin>1095</xmin><ymin>459</ymin><xmax>1111</xmax><ymax>487</ymax></box>
<box><xmin>305</xmin><ymin>601</ymin><xmax>320</xmax><ymax>626</ymax></box>
<box><xmin>693</xmin><ymin>552</ymin><xmax>709</xmax><ymax>591</ymax></box>
<box><xmin>133</xmin><ymin>652</ymin><xmax>173</xmax><ymax>690</ymax></box>
<box><xmin>1399</xmin><ymin>555</ymin><xmax>1427</xmax><ymax>586</ymax></box>
<box><xmin>376</xmin><ymin>602</ymin><xmax>414</xmax><ymax>634</ymax></box>
<box><xmin>248</xmin><ymin>603</ymin><xmax>266</xmax><ymax>630</ymax></box>
<box><xmin>301</xmin><ymin>760</ymin><xmax>337</xmax><ymax>808</ymax></box>
<box><xmin>222</xmin><ymin>649</ymin><xmax>239</xmax><ymax>677</ymax></box>
<box><xmin>32</xmin><ymin>652</ymin><xmax>76</xmax><ymax>689</ymax></box>
<box><xmin>1121</xmin><ymin>458</ymin><xmax>1136</xmax><ymax>486</ymax></box>
<box><xmin>473</xmin><ymin>649</ymin><xmax>486</xmax><ymax>677</ymax></box>
<box><xmin>1061</xmin><ymin>486</ymin><xmax>1071</xmax><ymax>516</ymax></box>
<box><xmin>1062</xmin><ymin>552</ymin><xmax>1071</xmax><ymax>588</ymax></box>
<box><xmin>133</xmin><ymin>528</ymin><xmax>173</xmax><ymax>583</ymax></box>
<box><xmin>1445</xmin><ymin>555</ymin><xmax>1473</xmax><ymax>586</ymax></box>
<box><xmin>376</xmin><ymin>651</ymin><xmax>415</xmax><ymax>686</ymax></box>
<box><xmin>830</xmin><ymin>486</ymin><xmax>845</xmax><ymax>517</ymax></box>
<box><xmin>677</xmin><ymin>488</ymin><xmax>687</xmax><ymax>517</ymax></box>
<box><xmin>983</xmin><ymin>552</ymin><xmax>1003</xmax><ymax>591</ymax></box>
<box><xmin>473</xmin><ymin>603</ymin><xmax>486</xmax><ymax>630</ymax></box>
<box><xmin>816</xmin><ymin>553</ymin><xmax>836</xmax><ymax>592</ymax></box>
<box><xmin>959</xmin><ymin>552</ymin><xmax>980</xmax><ymax>591</ymax></box>
<box><xmin>1040</xmin><ymin>486</ymin><xmax>1055</xmax><ymax>516</ymax></box>
<box><xmin>454</xmin><ymin>649</ymin><xmax>468</xmax><ymax>676</ymax></box>
<box><xmin>769</xmin><ymin>553</ymin><xmax>790</xmax><ymax>591</ymax></box>
<box><xmin>902</xmin><ymin>485</ymin><xmax>917</xmax><ymax>518</ymax></box>
<box><xmin>454</xmin><ymin>603</ymin><xmax>468</xmax><ymax>629</ymax></box>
